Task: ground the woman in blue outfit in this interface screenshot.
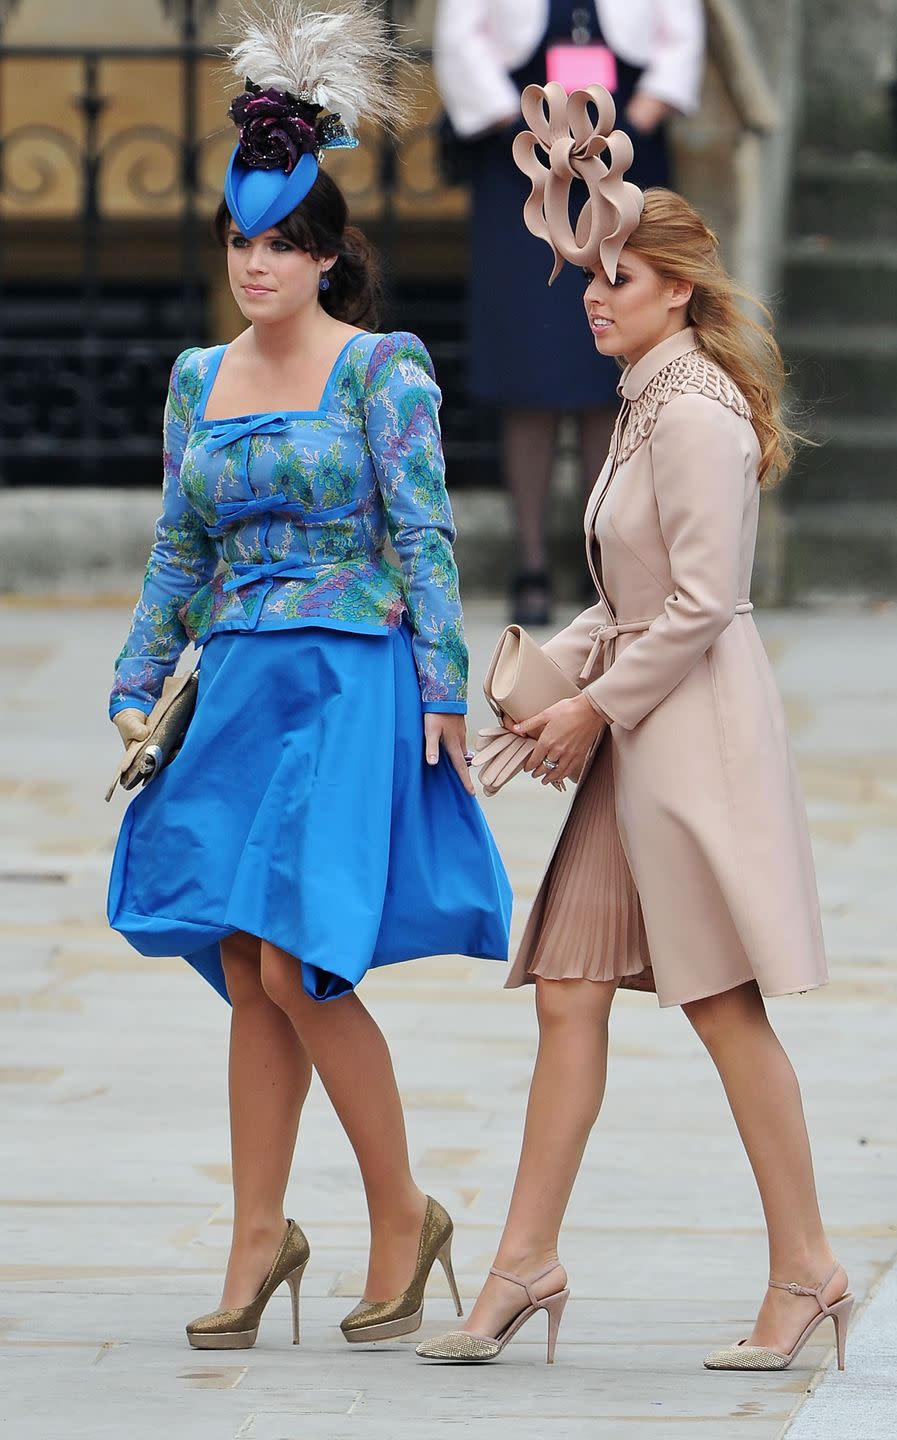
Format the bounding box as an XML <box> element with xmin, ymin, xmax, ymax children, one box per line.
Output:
<box><xmin>107</xmin><ymin>3</ymin><xmax>511</xmax><ymax>1352</ymax></box>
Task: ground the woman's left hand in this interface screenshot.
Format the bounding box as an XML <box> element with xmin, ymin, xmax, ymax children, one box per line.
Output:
<box><xmin>513</xmin><ymin>695</ymin><xmax>608</xmax><ymax>784</ymax></box>
<box><xmin>625</xmin><ymin>92</ymin><xmax>673</xmax><ymax>135</ymax></box>
<box><xmin>424</xmin><ymin>712</ymin><xmax>476</xmax><ymax>796</ymax></box>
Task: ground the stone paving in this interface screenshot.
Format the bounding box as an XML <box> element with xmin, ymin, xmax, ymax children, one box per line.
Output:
<box><xmin>1</xmin><ymin>597</ymin><xmax>896</xmax><ymax>1440</ymax></box>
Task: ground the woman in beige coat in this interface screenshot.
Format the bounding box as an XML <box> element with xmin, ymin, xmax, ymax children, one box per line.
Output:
<box><xmin>418</xmin><ymin>86</ymin><xmax>852</xmax><ymax>1372</ymax></box>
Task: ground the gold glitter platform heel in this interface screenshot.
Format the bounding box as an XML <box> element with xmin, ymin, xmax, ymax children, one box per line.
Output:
<box><xmin>416</xmin><ymin>1262</ymin><xmax>570</xmax><ymax>1364</ymax></box>
<box><xmin>340</xmin><ymin>1196</ymin><xmax>462</xmax><ymax>1344</ymax></box>
<box><xmin>703</xmin><ymin>1261</ymin><xmax>854</xmax><ymax>1371</ymax></box>
<box><xmin>186</xmin><ymin>1220</ymin><xmax>310</xmax><ymax>1350</ymax></box>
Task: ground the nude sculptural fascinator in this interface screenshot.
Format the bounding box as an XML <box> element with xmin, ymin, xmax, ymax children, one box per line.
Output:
<box><xmin>224</xmin><ymin>0</ymin><xmax>410</xmax><ymax>237</ymax></box>
<box><xmin>512</xmin><ymin>81</ymin><xmax>645</xmax><ymax>284</ymax></box>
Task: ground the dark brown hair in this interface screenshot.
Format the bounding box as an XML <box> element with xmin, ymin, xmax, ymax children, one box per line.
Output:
<box><xmin>214</xmin><ymin>167</ymin><xmax>381</xmax><ymax>330</ymax></box>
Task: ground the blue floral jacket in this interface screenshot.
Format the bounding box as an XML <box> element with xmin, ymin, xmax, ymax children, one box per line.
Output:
<box><xmin>110</xmin><ymin>331</ymin><xmax>469</xmax><ymax>717</ymax></box>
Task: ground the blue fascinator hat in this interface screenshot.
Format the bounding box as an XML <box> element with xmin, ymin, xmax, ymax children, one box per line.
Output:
<box><xmin>224</xmin><ymin>80</ymin><xmax>357</xmax><ymax>237</ymax></box>
<box><xmin>223</xmin><ymin>1</ymin><xmax>410</xmax><ymax>238</ymax></box>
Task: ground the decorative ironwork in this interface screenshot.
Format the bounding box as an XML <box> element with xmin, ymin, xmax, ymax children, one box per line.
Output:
<box><xmin>159</xmin><ymin>0</ymin><xmax>218</xmax><ymax>29</ymax></box>
<box><xmin>0</xmin><ymin>1</ymin><xmax>22</xmax><ymax>29</ymax></box>
<box><xmin>0</xmin><ymin>29</ymin><xmax>499</xmax><ymax>487</ymax></box>
<box><xmin>100</xmin><ymin>128</ymin><xmax>183</xmax><ymax>206</ymax></box>
<box><xmin>0</xmin><ymin>125</ymin><xmax>81</xmax><ymax>203</ymax></box>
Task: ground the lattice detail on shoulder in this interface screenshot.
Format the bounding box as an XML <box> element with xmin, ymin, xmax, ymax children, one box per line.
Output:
<box><xmin>618</xmin><ymin>351</ymin><xmax>753</xmax><ymax>465</ymax></box>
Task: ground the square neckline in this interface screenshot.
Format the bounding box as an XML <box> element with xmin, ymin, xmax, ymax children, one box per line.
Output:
<box><xmin>196</xmin><ymin>331</ymin><xmax>372</xmax><ymax>427</ymax></box>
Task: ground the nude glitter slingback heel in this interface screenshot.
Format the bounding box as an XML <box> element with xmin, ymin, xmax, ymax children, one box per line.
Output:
<box><xmin>703</xmin><ymin>1261</ymin><xmax>854</xmax><ymax>1371</ymax></box>
<box><xmin>186</xmin><ymin>1220</ymin><xmax>310</xmax><ymax>1350</ymax></box>
<box><xmin>416</xmin><ymin>1262</ymin><xmax>570</xmax><ymax>1364</ymax></box>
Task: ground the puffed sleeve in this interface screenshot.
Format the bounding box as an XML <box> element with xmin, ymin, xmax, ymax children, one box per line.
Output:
<box><xmin>109</xmin><ymin>349</ymin><xmax>217</xmax><ymax>717</ymax></box>
<box><xmin>637</xmin><ymin>0</ymin><xmax>705</xmax><ymax>115</ymax></box>
<box><xmin>363</xmin><ymin>332</ymin><xmax>468</xmax><ymax>714</ymax></box>
<box><xmin>433</xmin><ymin>0</ymin><xmax>520</xmax><ymax>138</ymax></box>
<box><xmin>584</xmin><ymin>394</ymin><xmax>748</xmax><ymax>730</ymax></box>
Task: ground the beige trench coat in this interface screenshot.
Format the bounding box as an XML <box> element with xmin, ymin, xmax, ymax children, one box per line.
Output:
<box><xmin>507</xmin><ymin>328</ymin><xmax>827</xmax><ymax>1006</ymax></box>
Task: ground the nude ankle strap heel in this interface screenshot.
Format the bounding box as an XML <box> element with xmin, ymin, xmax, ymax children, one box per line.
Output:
<box><xmin>704</xmin><ymin>1260</ymin><xmax>855</xmax><ymax>1372</ymax></box>
<box><xmin>416</xmin><ymin>1260</ymin><xmax>570</xmax><ymax>1364</ymax></box>
<box><xmin>540</xmin><ymin>1287</ymin><xmax>570</xmax><ymax>1365</ymax></box>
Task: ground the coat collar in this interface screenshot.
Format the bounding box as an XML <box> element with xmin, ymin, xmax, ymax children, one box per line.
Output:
<box><xmin>619</xmin><ymin>327</ymin><xmax>698</xmax><ymax>401</ymax></box>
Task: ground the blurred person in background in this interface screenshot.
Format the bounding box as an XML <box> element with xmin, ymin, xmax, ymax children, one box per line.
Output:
<box><xmin>434</xmin><ymin>0</ymin><xmax>704</xmax><ymax>625</ymax></box>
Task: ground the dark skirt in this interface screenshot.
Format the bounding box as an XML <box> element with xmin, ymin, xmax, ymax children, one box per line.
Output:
<box><xmin>468</xmin><ymin>59</ymin><xmax>670</xmax><ymax>410</ymax></box>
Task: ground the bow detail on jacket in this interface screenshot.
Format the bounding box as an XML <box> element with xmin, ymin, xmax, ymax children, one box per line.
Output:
<box><xmin>512</xmin><ymin>81</ymin><xmax>645</xmax><ymax>285</ymax></box>
<box><xmin>204</xmin><ymin>414</ymin><xmax>294</xmax><ymax>453</ymax></box>
<box><xmin>221</xmin><ymin>556</ymin><xmax>337</xmax><ymax>593</ymax></box>
<box><xmin>205</xmin><ymin>493</ymin><xmax>358</xmax><ymax>538</ymax></box>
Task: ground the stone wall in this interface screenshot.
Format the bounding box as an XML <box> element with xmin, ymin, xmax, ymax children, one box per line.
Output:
<box><xmin>799</xmin><ymin>0</ymin><xmax>897</xmax><ymax>148</ymax></box>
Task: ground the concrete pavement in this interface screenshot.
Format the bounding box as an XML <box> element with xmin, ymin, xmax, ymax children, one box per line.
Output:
<box><xmin>1</xmin><ymin>596</ymin><xmax>896</xmax><ymax>1440</ymax></box>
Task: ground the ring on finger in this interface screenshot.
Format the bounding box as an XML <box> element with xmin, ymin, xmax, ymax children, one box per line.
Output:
<box><xmin>543</xmin><ymin>758</ymin><xmax>560</xmax><ymax>771</ymax></box>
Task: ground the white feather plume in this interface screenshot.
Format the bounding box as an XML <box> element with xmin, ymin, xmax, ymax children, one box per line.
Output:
<box><xmin>227</xmin><ymin>1</ymin><xmax>413</xmax><ymax>134</ymax></box>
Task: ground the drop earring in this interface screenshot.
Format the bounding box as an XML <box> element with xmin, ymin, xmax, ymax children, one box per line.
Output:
<box><xmin>319</xmin><ymin>273</ymin><xmax>331</xmax><ymax>291</ymax></box>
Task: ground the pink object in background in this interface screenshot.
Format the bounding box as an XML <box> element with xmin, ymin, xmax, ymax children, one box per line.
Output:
<box><xmin>545</xmin><ymin>44</ymin><xmax>618</xmax><ymax>95</ymax></box>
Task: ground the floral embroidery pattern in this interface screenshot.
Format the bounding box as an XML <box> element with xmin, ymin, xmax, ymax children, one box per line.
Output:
<box><xmin>110</xmin><ymin>331</ymin><xmax>469</xmax><ymax>715</ymax></box>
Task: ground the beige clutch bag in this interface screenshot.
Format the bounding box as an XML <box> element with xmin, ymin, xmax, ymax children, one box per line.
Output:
<box><xmin>105</xmin><ymin>671</ymin><xmax>199</xmax><ymax>802</ymax></box>
<box><xmin>476</xmin><ymin>625</ymin><xmax>582</xmax><ymax>795</ymax></box>
<box><xmin>483</xmin><ymin>624</ymin><xmax>581</xmax><ymax>723</ymax></box>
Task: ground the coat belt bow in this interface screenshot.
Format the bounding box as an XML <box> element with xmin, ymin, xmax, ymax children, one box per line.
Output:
<box><xmin>580</xmin><ymin>601</ymin><xmax>754</xmax><ymax>683</ymax></box>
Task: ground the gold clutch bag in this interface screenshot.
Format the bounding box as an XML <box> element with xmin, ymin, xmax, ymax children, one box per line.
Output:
<box><xmin>476</xmin><ymin>625</ymin><xmax>582</xmax><ymax>795</ymax></box>
<box><xmin>105</xmin><ymin>671</ymin><xmax>199</xmax><ymax>802</ymax></box>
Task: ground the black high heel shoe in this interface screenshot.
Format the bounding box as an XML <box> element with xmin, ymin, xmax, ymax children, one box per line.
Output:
<box><xmin>511</xmin><ymin>569</ymin><xmax>552</xmax><ymax>627</ymax></box>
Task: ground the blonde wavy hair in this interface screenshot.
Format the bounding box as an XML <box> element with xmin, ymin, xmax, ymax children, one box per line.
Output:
<box><xmin>626</xmin><ymin>189</ymin><xmax>796</xmax><ymax>486</ymax></box>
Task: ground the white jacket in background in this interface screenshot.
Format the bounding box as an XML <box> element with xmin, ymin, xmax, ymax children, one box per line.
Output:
<box><xmin>433</xmin><ymin>0</ymin><xmax>705</xmax><ymax>138</ymax></box>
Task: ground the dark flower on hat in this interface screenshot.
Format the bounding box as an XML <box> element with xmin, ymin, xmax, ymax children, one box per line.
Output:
<box><xmin>229</xmin><ymin>81</ymin><xmax>322</xmax><ymax>174</ymax></box>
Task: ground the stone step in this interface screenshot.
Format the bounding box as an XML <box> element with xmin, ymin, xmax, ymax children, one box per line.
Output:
<box><xmin>782</xmin><ymin>241</ymin><xmax>897</xmax><ymax>325</ymax></box>
<box><xmin>792</xmin><ymin>152</ymin><xmax>897</xmax><ymax>243</ymax></box>
<box><xmin>783</xmin><ymin>324</ymin><xmax>897</xmax><ymax>419</ymax></box>
<box><xmin>785</xmin><ymin>418</ymin><xmax>897</xmax><ymax>503</ymax></box>
<box><xmin>2</xmin><ymin>486</ymin><xmax>894</xmax><ymax>608</ymax></box>
<box><xmin>782</xmin><ymin>502</ymin><xmax>897</xmax><ymax>601</ymax></box>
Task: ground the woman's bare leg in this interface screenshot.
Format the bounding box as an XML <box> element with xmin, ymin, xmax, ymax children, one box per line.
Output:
<box><xmin>259</xmin><ymin>941</ymin><xmax>427</xmax><ymax>1301</ymax></box>
<box><xmin>683</xmin><ymin>981</ymin><xmax>847</xmax><ymax>1349</ymax></box>
<box><xmin>217</xmin><ymin>932</ymin><xmax>312</xmax><ymax>1309</ymax></box>
<box><xmin>462</xmin><ymin>976</ymin><xmax>619</xmax><ymax>1335</ymax></box>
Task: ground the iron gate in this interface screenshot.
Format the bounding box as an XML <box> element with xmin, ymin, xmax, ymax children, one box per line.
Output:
<box><xmin>0</xmin><ymin>0</ymin><xmax>498</xmax><ymax>486</ymax></box>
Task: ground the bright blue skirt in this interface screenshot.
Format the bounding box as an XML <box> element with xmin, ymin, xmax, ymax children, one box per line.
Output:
<box><xmin>108</xmin><ymin>624</ymin><xmax>512</xmax><ymax>1002</ymax></box>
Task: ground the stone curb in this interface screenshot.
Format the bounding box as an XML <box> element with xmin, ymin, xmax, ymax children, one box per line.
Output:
<box><xmin>783</xmin><ymin>1251</ymin><xmax>897</xmax><ymax>1439</ymax></box>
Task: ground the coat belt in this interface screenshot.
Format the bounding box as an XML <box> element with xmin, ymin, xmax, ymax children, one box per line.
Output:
<box><xmin>580</xmin><ymin>600</ymin><xmax>754</xmax><ymax>683</ymax></box>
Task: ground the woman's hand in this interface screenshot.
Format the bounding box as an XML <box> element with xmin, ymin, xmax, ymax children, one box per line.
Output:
<box><xmin>625</xmin><ymin>92</ymin><xmax>673</xmax><ymax>135</ymax></box>
<box><xmin>113</xmin><ymin>708</ymin><xmax>151</xmax><ymax>749</ymax></box>
<box><xmin>513</xmin><ymin>694</ymin><xmax>608</xmax><ymax>784</ymax></box>
<box><xmin>424</xmin><ymin>712</ymin><xmax>475</xmax><ymax>796</ymax></box>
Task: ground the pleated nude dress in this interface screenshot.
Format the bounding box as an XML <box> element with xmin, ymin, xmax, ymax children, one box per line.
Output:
<box><xmin>506</xmin><ymin>738</ymin><xmax>654</xmax><ymax>992</ymax></box>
